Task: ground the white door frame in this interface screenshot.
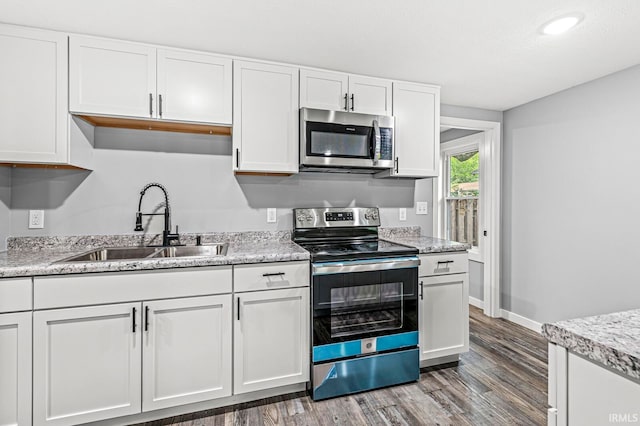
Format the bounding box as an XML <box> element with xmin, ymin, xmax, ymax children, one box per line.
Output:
<box><xmin>433</xmin><ymin>116</ymin><xmax>501</xmax><ymax>318</ymax></box>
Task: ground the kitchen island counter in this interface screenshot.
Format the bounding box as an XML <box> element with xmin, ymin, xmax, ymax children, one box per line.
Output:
<box><xmin>542</xmin><ymin>308</ymin><xmax>640</xmax><ymax>380</ymax></box>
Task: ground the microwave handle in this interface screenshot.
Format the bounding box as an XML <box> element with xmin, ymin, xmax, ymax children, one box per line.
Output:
<box><xmin>372</xmin><ymin>119</ymin><xmax>381</xmax><ymax>165</ymax></box>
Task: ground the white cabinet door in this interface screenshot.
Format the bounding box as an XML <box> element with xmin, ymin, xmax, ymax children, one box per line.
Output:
<box><xmin>234</xmin><ymin>287</ymin><xmax>309</xmax><ymax>394</ymax></box>
<box><xmin>391</xmin><ymin>82</ymin><xmax>440</xmax><ymax>177</ymax></box>
<box><xmin>233</xmin><ymin>60</ymin><xmax>299</xmax><ymax>174</ymax></box>
<box><xmin>0</xmin><ymin>24</ymin><xmax>68</xmax><ymax>164</ymax></box>
<box><xmin>299</xmin><ymin>69</ymin><xmax>349</xmax><ymax>111</ymax></box>
<box><xmin>33</xmin><ymin>303</ymin><xmax>142</xmax><ymax>426</ymax></box>
<box><xmin>419</xmin><ymin>273</ymin><xmax>469</xmax><ymax>360</ymax></box>
<box><xmin>157</xmin><ymin>50</ymin><xmax>232</xmax><ymax>124</ymax></box>
<box><xmin>69</xmin><ymin>36</ymin><xmax>156</xmax><ymax>119</ymax></box>
<box><xmin>348</xmin><ymin>75</ymin><xmax>392</xmax><ymax>115</ymax></box>
<box><xmin>142</xmin><ymin>295</ymin><xmax>232</xmax><ymax>411</ymax></box>
<box><xmin>0</xmin><ymin>312</ymin><xmax>31</xmax><ymax>426</ymax></box>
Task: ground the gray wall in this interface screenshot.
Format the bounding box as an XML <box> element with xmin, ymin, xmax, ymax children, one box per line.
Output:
<box><xmin>503</xmin><ymin>63</ymin><xmax>640</xmax><ymax>323</ymax></box>
<box><xmin>9</xmin><ymin>127</ymin><xmax>432</xmax><ymax>237</ymax></box>
<box><xmin>469</xmin><ymin>260</ymin><xmax>484</xmax><ymax>301</ymax></box>
<box><xmin>0</xmin><ymin>168</ymin><xmax>11</xmax><ymax>251</ymax></box>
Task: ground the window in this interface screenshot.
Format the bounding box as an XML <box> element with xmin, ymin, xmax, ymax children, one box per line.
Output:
<box><xmin>440</xmin><ymin>133</ymin><xmax>483</xmax><ymax>260</ymax></box>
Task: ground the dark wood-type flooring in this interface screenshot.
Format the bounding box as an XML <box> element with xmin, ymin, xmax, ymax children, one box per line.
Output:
<box><xmin>138</xmin><ymin>306</ymin><xmax>548</xmax><ymax>426</ymax></box>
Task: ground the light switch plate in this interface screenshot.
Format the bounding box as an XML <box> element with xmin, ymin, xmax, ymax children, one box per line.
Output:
<box><xmin>416</xmin><ymin>202</ymin><xmax>428</xmax><ymax>215</ymax></box>
<box><xmin>29</xmin><ymin>210</ymin><xmax>44</xmax><ymax>229</ymax></box>
<box><xmin>267</xmin><ymin>208</ymin><xmax>277</xmax><ymax>223</ymax></box>
<box><xmin>399</xmin><ymin>208</ymin><xmax>407</xmax><ymax>221</ymax></box>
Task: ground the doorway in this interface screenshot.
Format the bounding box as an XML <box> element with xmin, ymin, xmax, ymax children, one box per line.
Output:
<box><xmin>434</xmin><ymin>117</ymin><xmax>501</xmax><ymax>318</ymax></box>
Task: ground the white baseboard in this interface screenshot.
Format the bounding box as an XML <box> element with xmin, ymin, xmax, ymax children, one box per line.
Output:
<box><xmin>469</xmin><ymin>296</ymin><xmax>484</xmax><ymax>309</ymax></box>
<box><xmin>501</xmin><ymin>309</ymin><xmax>543</xmax><ymax>333</ymax></box>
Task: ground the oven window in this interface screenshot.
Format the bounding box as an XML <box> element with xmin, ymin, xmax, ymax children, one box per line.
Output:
<box><xmin>310</xmin><ymin>131</ymin><xmax>369</xmax><ymax>157</ymax></box>
<box><xmin>329</xmin><ymin>282</ymin><xmax>403</xmax><ymax>338</ymax></box>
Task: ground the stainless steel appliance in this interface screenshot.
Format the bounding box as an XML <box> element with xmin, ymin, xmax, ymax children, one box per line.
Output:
<box><xmin>293</xmin><ymin>207</ymin><xmax>420</xmax><ymax>400</ymax></box>
<box><xmin>299</xmin><ymin>108</ymin><xmax>394</xmax><ymax>173</ymax></box>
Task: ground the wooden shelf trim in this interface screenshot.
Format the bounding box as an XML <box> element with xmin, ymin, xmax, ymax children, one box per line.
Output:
<box><xmin>76</xmin><ymin>115</ymin><xmax>232</xmax><ymax>136</ymax></box>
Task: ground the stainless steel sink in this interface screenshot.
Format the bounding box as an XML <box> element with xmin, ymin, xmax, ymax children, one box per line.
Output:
<box><xmin>56</xmin><ymin>243</ymin><xmax>228</xmax><ymax>263</ymax></box>
<box><xmin>157</xmin><ymin>244</ymin><xmax>229</xmax><ymax>258</ymax></box>
<box><xmin>57</xmin><ymin>247</ymin><xmax>164</xmax><ymax>262</ymax></box>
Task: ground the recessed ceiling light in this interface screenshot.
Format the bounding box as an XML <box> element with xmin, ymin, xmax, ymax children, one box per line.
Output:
<box><xmin>541</xmin><ymin>14</ymin><xmax>583</xmax><ymax>35</ymax></box>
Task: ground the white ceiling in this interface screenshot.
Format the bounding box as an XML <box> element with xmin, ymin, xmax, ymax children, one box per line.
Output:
<box><xmin>4</xmin><ymin>0</ymin><xmax>640</xmax><ymax>111</ymax></box>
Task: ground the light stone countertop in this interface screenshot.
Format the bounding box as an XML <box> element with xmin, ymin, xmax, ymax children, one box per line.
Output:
<box><xmin>382</xmin><ymin>233</ymin><xmax>472</xmax><ymax>253</ymax></box>
<box><xmin>542</xmin><ymin>309</ymin><xmax>640</xmax><ymax>380</ymax></box>
<box><xmin>0</xmin><ymin>227</ymin><xmax>469</xmax><ymax>279</ymax></box>
<box><xmin>0</xmin><ymin>233</ymin><xmax>309</xmax><ymax>278</ymax></box>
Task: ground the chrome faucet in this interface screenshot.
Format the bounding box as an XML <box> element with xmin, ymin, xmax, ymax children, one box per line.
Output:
<box><xmin>134</xmin><ymin>182</ymin><xmax>180</xmax><ymax>246</ymax></box>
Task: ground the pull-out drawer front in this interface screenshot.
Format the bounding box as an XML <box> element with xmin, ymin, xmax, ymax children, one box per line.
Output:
<box><xmin>0</xmin><ymin>277</ymin><xmax>32</xmax><ymax>313</ymax></box>
<box><xmin>34</xmin><ymin>266</ymin><xmax>232</xmax><ymax>309</ymax></box>
<box><xmin>419</xmin><ymin>252</ymin><xmax>468</xmax><ymax>276</ymax></box>
<box><xmin>234</xmin><ymin>261</ymin><xmax>309</xmax><ymax>293</ymax></box>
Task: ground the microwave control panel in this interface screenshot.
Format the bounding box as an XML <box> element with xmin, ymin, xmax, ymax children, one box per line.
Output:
<box><xmin>379</xmin><ymin>128</ymin><xmax>393</xmax><ymax>160</ymax></box>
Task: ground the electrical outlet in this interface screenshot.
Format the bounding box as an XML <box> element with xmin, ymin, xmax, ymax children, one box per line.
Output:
<box><xmin>29</xmin><ymin>210</ymin><xmax>44</xmax><ymax>229</ymax></box>
<box><xmin>416</xmin><ymin>202</ymin><xmax>428</xmax><ymax>215</ymax></box>
<box><xmin>399</xmin><ymin>208</ymin><xmax>407</xmax><ymax>221</ymax></box>
<box><xmin>267</xmin><ymin>208</ymin><xmax>277</xmax><ymax>223</ymax></box>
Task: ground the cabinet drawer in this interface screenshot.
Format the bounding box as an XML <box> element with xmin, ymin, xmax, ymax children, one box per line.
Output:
<box><xmin>234</xmin><ymin>261</ymin><xmax>309</xmax><ymax>292</ymax></box>
<box><xmin>419</xmin><ymin>252</ymin><xmax>468</xmax><ymax>276</ymax></box>
<box><xmin>0</xmin><ymin>277</ymin><xmax>32</xmax><ymax>313</ymax></box>
<box><xmin>34</xmin><ymin>266</ymin><xmax>232</xmax><ymax>309</ymax></box>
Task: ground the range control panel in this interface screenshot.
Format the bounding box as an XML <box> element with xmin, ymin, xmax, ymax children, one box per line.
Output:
<box><xmin>294</xmin><ymin>207</ymin><xmax>380</xmax><ymax>228</ymax></box>
<box><xmin>325</xmin><ymin>212</ymin><xmax>354</xmax><ymax>222</ymax></box>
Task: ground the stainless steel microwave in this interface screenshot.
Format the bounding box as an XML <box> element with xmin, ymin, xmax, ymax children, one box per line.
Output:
<box><xmin>300</xmin><ymin>108</ymin><xmax>394</xmax><ymax>172</ymax></box>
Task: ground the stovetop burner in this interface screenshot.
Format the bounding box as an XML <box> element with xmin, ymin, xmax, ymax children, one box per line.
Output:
<box><xmin>292</xmin><ymin>207</ymin><xmax>418</xmax><ymax>262</ymax></box>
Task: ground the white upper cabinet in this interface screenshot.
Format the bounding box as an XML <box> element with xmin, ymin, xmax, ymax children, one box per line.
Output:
<box><xmin>233</xmin><ymin>60</ymin><xmax>299</xmax><ymax>174</ymax></box>
<box><xmin>156</xmin><ymin>49</ymin><xmax>232</xmax><ymax>124</ymax></box>
<box><xmin>382</xmin><ymin>82</ymin><xmax>440</xmax><ymax>178</ymax></box>
<box><xmin>0</xmin><ymin>24</ymin><xmax>68</xmax><ymax>164</ymax></box>
<box><xmin>348</xmin><ymin>75</ymin><xmax>392</xmax><ymax>116</ymax></box>
<box><xmin>69</xmin><ymin>36</ymin><xmax>232</xmax><ymax>125</ymax></box>
<box><xmin>299</xmin><ymin>69</ymin><xmax>349</xmax><ymax>111</ymax></box>
<box><xmin>300</xmin><ymin>69</ymin><xmax>392</xmax><ymax>115</ymax></box>
<box><xmin>70</xmin><ymin>36</ymin><xmax>156</xmax><ymax>119</ymax></box>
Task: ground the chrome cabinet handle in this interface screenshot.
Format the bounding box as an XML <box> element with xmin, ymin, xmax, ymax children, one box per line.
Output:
<box><xmin>132</xmin><ymin>307</ymin><xmax>137</xmax><ymax>333</ymax></box>
<box><xmin>350</xmin><ymin>94</ymin><xmax>355</xmax><ymax>111</ymax></box>
<box><xmin>159</xmin><ymin>94</ymin><xmax>163</xmax><ymax>117</ymax></box>
<box><xmin>344</xmin><ymin>93</ymin><xmax>348</xmax><ymax>111</ymax></box>
<box><xmin>149</xmin><ymin>93</ymin><xmax>153</xmax><ymax>117</ymax></box>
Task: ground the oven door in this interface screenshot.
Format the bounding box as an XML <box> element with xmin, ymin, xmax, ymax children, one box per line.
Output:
<box><xmin>311</xmin><ymin>257</ymin><xmax>419</xmax><ymax>348</ymax></box>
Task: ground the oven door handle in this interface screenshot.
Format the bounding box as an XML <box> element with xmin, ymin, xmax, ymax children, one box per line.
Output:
<box><xmin>312</xmin><ymin>257</ymin><xmax>420</xmax><ymax>275</ymax></box>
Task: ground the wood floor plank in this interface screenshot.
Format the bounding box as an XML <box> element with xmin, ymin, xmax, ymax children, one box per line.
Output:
<box><xmin>136</xmin><ymin>305</ymin><xmax>548</xmax><ymax>426</ymax></box>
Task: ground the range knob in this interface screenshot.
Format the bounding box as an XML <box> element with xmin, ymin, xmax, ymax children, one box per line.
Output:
<box><xmin>364</xmin><ymin>209</ymin><xmax>379</xmax><ymax>221</ymax></box>
<box><xmin>296</xmin><ymin>210</ymin><xmax>313</xmax><ymax>224</ymax></box>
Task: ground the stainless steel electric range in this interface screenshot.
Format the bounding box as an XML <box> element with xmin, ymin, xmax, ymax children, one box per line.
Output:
<box><xmin>293</xmin><ymin>207</ymin><xmax>420</xmax><ymax>400</ymax></box>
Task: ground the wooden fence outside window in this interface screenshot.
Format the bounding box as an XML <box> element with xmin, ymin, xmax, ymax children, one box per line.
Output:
<box><xmin>446</xmin><ymin>198</ymin><xmax>478</xmax><ymax>247</ymax></box>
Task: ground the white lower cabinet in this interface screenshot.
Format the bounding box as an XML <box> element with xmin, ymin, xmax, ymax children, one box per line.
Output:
<box><xmin>418</xmin><ymin>253</ymin><xmax>469</xmax><ymax>363</ymax></box>
<box><xmin>234</xmin><ymin>287</ymin><xmax>309</xmax><ymax>394</ymax></box>
<box><xmin>0</xmin><ymin>312</ymin><xmax>32</xmax><ymax>426</ymax></box>
<box><xmin>33</xmin><ymin>303</ymin><xmax>142</xmax><ymax>426</ymax></box>
<box><xmin>142</xmin><ymin>295</ymin><xmax>232</xmax><ymax>411</ymax></box>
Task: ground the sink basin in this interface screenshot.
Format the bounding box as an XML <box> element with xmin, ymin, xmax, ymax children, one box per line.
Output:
<box><xmin>57</xmin><ymin>243</ymin><xmax>228</xmax><ymax>263</ymax></box>
<box><xmin>58</xmin><ymin>247</ymin><xmax>163</xmax><ymax>262</ymax></box>
<box><xmin>157</xmin><ymin>244</ymin><xmax>229</xmax><ymax>258</ymax></box>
